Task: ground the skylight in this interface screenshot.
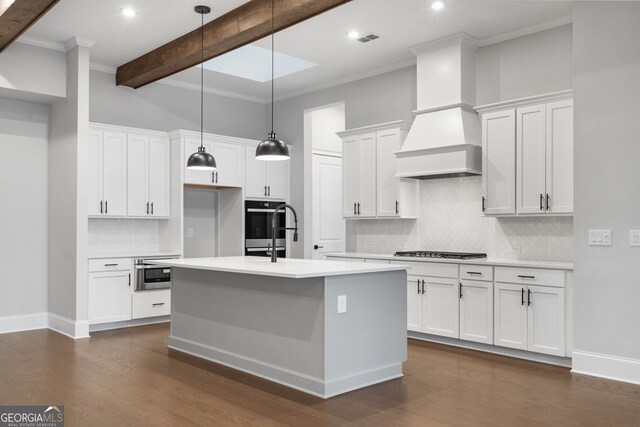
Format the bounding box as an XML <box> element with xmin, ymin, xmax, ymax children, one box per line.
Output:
<box><xmin>201</xmin><ymin>45</ymin><xmax>317</xmax><ymax>83</ymax></box>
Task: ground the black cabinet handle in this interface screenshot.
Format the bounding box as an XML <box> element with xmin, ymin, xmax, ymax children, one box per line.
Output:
<box><xmin>268</xmin><ymin>186</ymin><xmax>271</xmax><ymax>196</ymax></box>
<box><xmin>521</xmin><ymin>288</ymin><xmax>525</xmax><ymax>305</ymax></box>
<box><xmin>528</xmin><ymin>289</ymin><xmax>532</xmax><ymax>306</ymax></box>
<box><xmin>482</xmin><ymin>196</ymin><xmax>486</xmax><ymax>212</ymax></box>
<box><xmin>313</xmin><ymin>245</ymin><xmax>324</xmax><ymax>250</ymax></box>
<box><xmin>128</xmin><ymin>273</ymin><xmax>131</xmax><ymax>287</ymax></box>
<box><xmin>152</xmin><ymin>303</ymin><xmax>165</xmax><ymax>307</ymax></box>
<box><xmin>353</xmin><ymin>202</ymin><xmax>356</xmax><ymax>215</ymax></box>
<box><xmin>421</xmin><ymin>280</ymin><xmax>425</xmax><ymax>294</ymax></box>
<box><xmin>264</xmin><ymin>185</ymin><xmax>268</xmax><ymax>196</ymax></box>
<box><xmin>215</xmin><ymin>172</ymin><xmax>219</xmax><ymax>183</ymax></box>
<box><xmin>518</xmin><ymin>275</ymin><xmax>535</xmax><ymax>279</ymax></box>
<box><xmin>467</xmin><ymin>271</ymin><xmax>482</xmax><ymax>276</ymax></box>
<box><xmin>146</xmin><ymin>202</ymin><xmax>149</xmax><ymax>215</ymax></box>
<box><xmin>395</xmin><ymin>201</ymin><xmax>399</xmax><ymax>215</ymax></box>
<box><xmin>546</xmin><ymin>194</ymin><xmax>550</xmax><ymax>211</ymax></box>
<box><xmin>540</xmin><ymin>194</ymin><xmax>544</xmax><ymax>211</ymax></box>
<box><xmin>105</xmin><ymin>201</ymin><xmax>108</xmax><ymax>214</ymax></box>
<box><xmin>151</xmin><ymin>202</ymin><xmax>154</xmax><ymax>215</ymax></box>
<box><xmin>100</xmin><ymin>201</ymin><xmax>103</xmax><ymax>214</ymax></box>
<box><xmin>357</xmin><ymin>203</ymin><xmax>361</xmax><ymax>215</ymax></box>
<box><xmin>212</xmin><ymin>172</ymin><xmax>216</xmax><ymax>183</ymax></box>
<box><xmin>417</xmin><ymin>279</ymin><xmax>420</xmax><ymax>294</ymax></box>
<box><xmin>104</xmin><ymin>263</ymin><xmax>118</xmax><ymax>267</ymax></box>
<box><xmin>459</xmin><ymin>283</ymin><xmax>463</xmax><ymax>299</ymax></box>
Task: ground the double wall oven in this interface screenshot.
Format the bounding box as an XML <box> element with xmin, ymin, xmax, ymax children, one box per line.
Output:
<box><xmin>245</xmin><ymin>200</ymin><xmax>286</xmax><ymax>258</ymax></box>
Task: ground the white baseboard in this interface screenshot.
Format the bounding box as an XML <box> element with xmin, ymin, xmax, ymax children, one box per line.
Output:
<box><xmin>572</xmin><ymin>350</ymin><xmax>640</xmax><ymax>385</ymax></box>
<box><xmin>0</xmin><ymin>312</ymin><xmax>48</xmax><ymax>334</ymax></box>
<box><xmin>47</xmin><ymin>313</ymin><xmax>90</xmax><ymax>339</ymax></box>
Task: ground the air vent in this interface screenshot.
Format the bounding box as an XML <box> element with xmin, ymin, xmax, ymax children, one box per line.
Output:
<box><xmin>357</xmin><ymin>33</ymin><xmax>380</xmax><ymax>43</ymax></box>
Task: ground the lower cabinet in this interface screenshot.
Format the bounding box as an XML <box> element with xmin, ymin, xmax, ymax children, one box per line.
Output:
<box><xmin>494</xmin><ymin>282</ymin><xmax>565</xmax><ymax>356</ymax></box>
<box><xmin>406</xmin><ymin>275</ymin><xmax>460</xmax><ymax>339</ymax></box>
<box><xmin>459</xmin><ymin>280</ymin><xmax>494</xmax><ymax>344</ymax></box>
<box><xmin>132</xmin><ymin>290</ymin><xmax>171</xmax><ymax>319</ymax></box>
<box><xmin>88</xmin><ymin>270</ymin><xmax>132</xmax><ymax>325</ymax></box>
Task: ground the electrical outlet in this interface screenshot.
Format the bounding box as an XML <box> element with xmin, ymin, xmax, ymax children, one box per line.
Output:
<box><xmin>630</xmin><ymin>230</ymin><xmax>640</xmax><ymax>247</ymax></box>
<box><xmin>187</xmin><ymin>228</ymin><xmax>194</xmax><ymax>238</ymax></box>
<box><xmin>589</xmin><ymin>230</ymin><xmax>612</xmax><ymax>246</ymax></box>
<box><xmin>337</xmin><ymin>295</ymin><xmax>347</xmax><ymax>314</ymax></box>
<box><xmin>507</xmin><ymin>245</ymin><xmax>521</xmax><ymax>257</ymax></box>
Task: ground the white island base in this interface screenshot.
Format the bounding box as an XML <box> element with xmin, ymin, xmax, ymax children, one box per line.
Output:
<box><xmin>155</xmin><ymin>257</ymin><xmax>408</xmax><ymax>398</ymax></box>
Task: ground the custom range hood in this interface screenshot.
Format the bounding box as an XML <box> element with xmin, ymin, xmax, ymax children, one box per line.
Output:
<box><xmin>396</xmin><ymin>33</ymin><xmax>481</xmax><ymax>179</ymax></box>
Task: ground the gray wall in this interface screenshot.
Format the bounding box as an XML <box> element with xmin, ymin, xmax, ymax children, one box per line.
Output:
<box><xmin>573</xmin><ymin>2</ymin><xmax>640</xmax><ymax>369</ymax></box>
<box><xmin>90</xmin><ymin>71</ymin><xmax>267</xmax><ymax>140</ymax></box>
<box><xmin>0</xmin><ymin>98</ymin><xmax>49</xmax><ymax>318</ymax></box>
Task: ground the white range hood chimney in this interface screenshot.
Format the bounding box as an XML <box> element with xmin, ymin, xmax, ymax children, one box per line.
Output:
<box><xmin>396</xmin><ymin>33</ymin><xmax>482</xmax><ymax>179</ymax></box>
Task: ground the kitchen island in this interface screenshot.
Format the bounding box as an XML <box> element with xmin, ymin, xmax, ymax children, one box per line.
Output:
<box><xmin>152</xmin><ymin>256</ymin><xmax>409</xmax><ymax>398</ymax></box>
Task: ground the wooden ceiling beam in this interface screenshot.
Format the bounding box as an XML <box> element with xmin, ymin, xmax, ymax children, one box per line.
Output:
<box><xmin>0</xmin><ymin>0</ymin><xmax>60</xmax><ymax>53</ymax></box>
<box><xmin>116</xmin><ymin>0</ymin><xmax>352</xmax><ymax>89</ymax></box>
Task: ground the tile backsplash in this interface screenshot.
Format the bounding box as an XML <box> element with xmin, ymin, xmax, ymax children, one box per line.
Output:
<box><xmin>88</xmin><ymin>219</ymin><xmax>161</xmax><ymax>255</ymax></box>
<box><xmin>347</xmin><ymin>176</ymin><xmax>573</xmax><ymax>262</ymax></box>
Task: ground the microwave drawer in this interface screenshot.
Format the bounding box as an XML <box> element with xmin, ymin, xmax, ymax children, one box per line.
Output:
<box><xmin>132</xmin><ymin>290</ymin><xmax>171</xmax><ymax>319</ymax></box>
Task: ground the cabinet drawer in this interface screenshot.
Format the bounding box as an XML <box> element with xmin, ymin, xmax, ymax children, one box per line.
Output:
<box><xmin>88</xmin><ymin>258</ymin><xmax>132</xmax><ymax>272</ymax></box>
<box><xmin>495</xmin><ymin>267</ymin><xmax>565</xmax><ymax>288</ymax></box>
<box><xmin>132</xmin><ymin>290</ymin><xmax>171</xmax><ymax>319</ymax></box>
<box><xmin>391</xmin><ymin>261</ymin><xmax>458</xmax><ymax>278</ymax></box>
<box><xmin>460</xmin><ymin>265</ymin><xmax>493</xmax><ymax>282</ymax></box>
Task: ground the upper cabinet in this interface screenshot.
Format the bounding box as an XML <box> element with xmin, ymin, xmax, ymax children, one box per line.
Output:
<box><xmin>88</xmin><ymin>128</ymin><xmax>127</xmax><ymax>217</ymax></box>
<box><xmin>339</xmin><ymin>121</ymin><xmax>418</xmax><ymax>219</ymax></box>
<box><xmin>127</xmin><ymin>133</ymin><xmax>170</xmax><ymax>218</ymax></box>
<box><xmin>245</xmin><ymin>147</ymin><xmax>288</xmax><ymax>200</ymax></box>
<box><xmin>476</xmin><ymin>91</ymin><xmax>573</xmax><ymax>216</ymax></box>
<box><xmin>183</xmin><ymin>136</ymin><xmax>245</xmax><ymax>187</ymax></box>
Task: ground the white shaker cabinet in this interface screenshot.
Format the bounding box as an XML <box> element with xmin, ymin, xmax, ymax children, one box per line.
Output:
<box><xmin>88</xmin><ymin>259</ymin><xmax>132</xmax><ymax>325</ymax></box>
<box><xmin>212</xmin><ymin>140</ymin><xmax>244</xmax><ymax>187</ymax></box>
<box><xmin>340</xmin><ymin>132</ymin><xmax>376</xmax><ymax>217</ymax></box>
<box><xmin>407</xmin><ymin>276</ymin><xmax>423</xmax><ymax>332</ymax></box>
<box><xmin>459</xmin><ymin>279</ymin><xmax>494</xmax><ymax>344</ymax></box>
<box><xmin>88</xmin><ymin>129</ymin><xmax>127</xmax><ymax>217</ymax></box>
<box><xmin>127</xmin><ymin>134</ymin><xmax>170</xmax><ymax>217</ymax></box>
<box><xmin>245</xmin><ymin>147</ymin><xmax>288</xmax><ymax>200</ymax></box>
<box><xmin>342</xmin><ymin>136</ymin><xmax>359</xmax><ymax>218</ymax></box>
<box><xmin>517</xmin><ymin>105</ymin><xmax>547</xmax><ymax>214</ymax></box>
<box><xmin>494</xmin><ymin>282</ymin><xmax>528</xmax><ymax>350</ymax></box>
<box><xmin>184</xmin><ymin>138</ymin><xmax>215</xmax><ymax>186</ymax></box>
<box><xmin>527</xmin><ymin>285</ymin><xmax>565</xmax><ymax>356</ymax></box>
<box><xmin>422</xmin><ymin>277</ymin><xmax>460</xmax><ymax>339</ymax></box>
<box><xmin>545</xmin><ymin>100</ymin><xmax>574</xmax><ymax>214</ymax></box>
<box><xmin>481</xmin><ymin>109</ymin><xmax>516</xmax><ymax>215</ymax></box>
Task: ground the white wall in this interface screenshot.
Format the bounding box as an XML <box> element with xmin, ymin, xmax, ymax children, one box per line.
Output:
<box><xmin>572</xmin><ymin>1</ymin><xmax>640</xmax><ymax>384</ymax></box>
<box><xmin>0</xmin><ymin>98</ymin><xmax>49</xmax><ymax>321</ymax></box>
<box><xmin>310</xmin><ymin>104</ymin><xmax>345</xmax><ymax>153</ymax></box>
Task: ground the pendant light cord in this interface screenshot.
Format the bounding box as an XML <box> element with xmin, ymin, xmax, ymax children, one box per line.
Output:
<box><xmin>200</xmin><ymin>11</ymin><xmax>204</xmax><ymax>149</ymax></box>
<box><xmin>270</xmin><ymin>0</ymin><xmax>275</xmax><ymax>134</ymax></box>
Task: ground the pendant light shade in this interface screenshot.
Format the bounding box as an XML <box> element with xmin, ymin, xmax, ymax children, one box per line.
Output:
<box><xmin>187</xmin><ymin>5</ymin><xmax>217</xmax><ymax>171</ymax></box>
<box><xmin>256</xmin><ymin>0</ymin><xmax>289</xmax><ymax>161</ymax></box>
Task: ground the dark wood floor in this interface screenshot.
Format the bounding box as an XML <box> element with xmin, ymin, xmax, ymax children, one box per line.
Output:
<box><xmin>0</xmin><ymin>324</ymin><xmax>638</xmax><ymax>427</ymax></box>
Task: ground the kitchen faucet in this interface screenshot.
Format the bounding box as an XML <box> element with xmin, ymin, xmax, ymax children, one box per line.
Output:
<box><xmin>269</xmin><ymin>204</ymin><xmax>298</xmax><ymax>263</ymax></box>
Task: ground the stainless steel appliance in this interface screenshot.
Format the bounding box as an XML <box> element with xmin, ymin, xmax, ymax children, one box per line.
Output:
<box><xmin>245</xmin><ymin>200</ymin><xmax>286</xmax><ymax>258</ymax></box>
<box><xmin>394</xmin><ymin>251</ymin><xmax>487</xmax><ymax>260</ymax></box>
<box><xmin>134</xmin><ymin>257</ymin><xmax>178</xmax><ymax>291</ymax></box>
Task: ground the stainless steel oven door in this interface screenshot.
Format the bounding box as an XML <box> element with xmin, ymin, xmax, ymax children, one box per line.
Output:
<box><xmin>135</xmin><ymin>265</ymin><xmax>172</xmax><ymax>291</ymax></box>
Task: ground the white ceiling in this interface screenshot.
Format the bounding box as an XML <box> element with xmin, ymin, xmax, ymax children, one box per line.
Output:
<box><xmin>23</xmin><ymin>0</ymin><xmax>573</xmax><ymax>103</ymax></box>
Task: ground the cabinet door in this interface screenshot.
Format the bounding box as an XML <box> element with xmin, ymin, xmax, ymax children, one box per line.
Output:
<box><xmin>376</xmin><ymin>128</ymin><xmax>400</xmax><ymax>217</ymax></box>
<box><xmin>459</xmin><ymin>280</ymin><xmax>493</xmax><ymax>344</ymax></box>
<box><xmin>87</xmin><ymin>130</ymin><xmax>103</xmax><ymax>216</ymax></box>
<box><xmin>102</xmin><ymin>131</ymin><xmax>127</xmax><ymax>217</ymax></box>
<box><xmin>245</xmin><ymin>147</ymin><xmax>268</xmax><ymax>198</ymax></box>
<box><xmin>148</xmin><ymin>137</ymin><xmax>170</xmax><ymax>217</ymax></box>
<box><xmin>527</xmin><ymin>285</ymin><xmax>565</xmax><ymax>356</ymax></box>
<box><xmin>546</xmin><ymin>100</ymin><xmax>573</xmax><ymax>214</ymax></box>
<box><xmin>184</xmin><ymin>138</ymin><xmax>215</xmax><ymax>185</ymax></box>
<box><xmin>407</xmin><ymin>276</ymin><xmax>423</xmax><ymax>332</ymax></box>
<box><xmin>422</xmin><ymin>277</ymin><xmax>459</xmax><ymax>338</ymax></box>
<box><xmin>482</xmin><ymin>110</ymin><xmax>516</xmax><ymax>215</ymax></box>
<box><xmin>358</xmin><ymin>133</ymin><xmax>377</xmax><ymax>217</ymax></box>
<box><xmin>266</xmin><ymin>161</ymin><xmax>288</xmax><ymax>200</ymax></box>
<box><xmin>494</xmin><ymin>282</ymin><xmax>527</xmax><ymax>350</ymax></box>
<box><xmin>213</xmin><ymin>141</ymin><xmax>244</xmax><ymax>187</ymax></box>
<box><xmin>517</xmin><ymin>105</ymin><xmax>547</xmax><ymax>214</ymax></box>
<box><xmin>126</xmin><ymin>134</ymin><xmax>149</xmax><ymax>217</ymax></box>
<box><xmin>88</xmin><ymin>271</ymin><xmax>132</xmax><ymax>325</ymax></box>
<box><xmin>342</xmin><ymin>137</ymin><xmax>359</xmax><ymax>218</ymax></box>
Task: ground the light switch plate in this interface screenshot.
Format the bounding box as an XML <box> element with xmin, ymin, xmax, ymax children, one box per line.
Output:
<box><xmin>630</xmin><ymin>230</ymin><xmax>640</xmax><ymax>247</ymax></box>
<box><xmin>589</xmin><ymin>230</ymin><xmax>612</xmax><ymax>246</ymax></box>
<box><xmin>337</xmin><ymin>295</ymin><xmax>347</xmax><ymax>314</ymax></box>
<box><xmin>187</xmin><ymin>228</ymin><xmax>194</xmax><ymax>238</ymax></box>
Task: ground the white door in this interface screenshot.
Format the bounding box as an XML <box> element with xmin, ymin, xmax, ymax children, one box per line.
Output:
<box><xmin>527</xmin><ymin>285</ymin><xmax>565</xmax><ymax>356</ymax></box>
<box><xmin>358</xmin><ymin>133</ymin><xmax>377</xmax><ymax>217</ymax></box>
<box><xmin>184</xmin><ymin>138</ymin><xmax>215</xmax><ymax>185</ymax></box>
<box><xmin>342</xmin><ymin>137</ymin><xmax>359</xmax><ymax>218</ymax></box>
<box><xmin>482</xmin><ymin>110</ymin><xmax>516</xmax><ymax>215</ymax></box>
<box><xmin>148</xmin><ymin>137</ymin><xmax>170</xmax><ymax>217</ymax></box>
<box><xmin>546</xmin><ymin>99</ymin><xmax>573</xmax><ymax>214</ymax></box>
<box><xmin>266</xmin><ymin>161</ymin><xmax>288</xmax><ymax>200</ymax></box>
<box><xmin>213</xmin><ymin>141</ymin><xmax>243</xmax><ymax>187</ymax></box>
<box><xmin>459</xmin><ymin>280</ymin><xmax>493</xmax><ymax>344</ymax></box>
<box><xmin>376</xmin><ymin>128</ymin><xmax>400</xmax><ymax>217</ymax></box>
<box><xmin>311</xmin><ymin>154</ymin><xmax>345</xmax><ymax>259</ymax></box>
<box><xmin>494</xmin><ymin>282</ymin><xmax>528</xmax><ymax>350</ymax></box>
<box><xmin>102</xmin><ymin>131</ymin><xmax>127</xmax><ymax>217</ymax></box>
<box><xmin>127</xmin><ymin>134</ymin><xmax>149</xmax><ymax>217</ymax></box>
<box><xmin>422</xmin><ymin>277</ymin><xmax>459</xmax><ymax>338</ymax></box>
<box><xmin>87</xmin><ymin>130</ymin><xmax>103</xmax><ymax>216</ymax></box>
<box><xmin>407</xmin><ymin>276</ymin><xmax>423</xmax><ymax>332</ymax></box>
<box><xmin>245</xmin><ymin>147</ymin><xmax>268</xmax><ymax>198</ymax></box>
<box><xmin>88</xmin><ymin>271</ymin><xmax>132</xmax><ymax>325</ymax></box>
<box><xmin>517</xmin><ymin>105</ymin><xmax>547</xmax><ymax>214</ymax></box>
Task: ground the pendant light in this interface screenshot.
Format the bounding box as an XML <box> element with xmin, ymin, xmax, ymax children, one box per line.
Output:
<box><xmin>255</xmin><ymin>0</ymin><xmax>289</xmax><ymax>161</ymax></box>
<box><xmin>187</xmin><ymin>5</ymin><xmax>217</xmax><ymax>171</ymax></box>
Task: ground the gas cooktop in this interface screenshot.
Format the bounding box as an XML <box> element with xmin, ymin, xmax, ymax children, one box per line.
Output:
<box><xmin>393</xmin><ymin>251</ymin><xmax>487</xmax><ymax>260</ymax></box>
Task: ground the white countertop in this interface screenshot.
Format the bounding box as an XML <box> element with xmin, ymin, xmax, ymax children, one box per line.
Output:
<box><xmin>151</xmin><ymin>256</ymin><xmax>409</xmax><ymax>279</ymax></box>
<box><xmin>87</xmin><ymin>252</ymin><xmax>182</xmax><ymax>260</ymax></box>
<box><xmin>325</xmin><ymin>253</ymin><xmax>573</xmax><ymax>270</ymax></box>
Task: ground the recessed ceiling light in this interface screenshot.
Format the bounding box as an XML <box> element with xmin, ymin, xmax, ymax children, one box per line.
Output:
<box><xmin>431</xmin><ymin>1</ymin><xmax>444</xmax><ymax>10</ymax></box>
<box><xmin>122</xmin><ymin>8</ymin><xmax>136</xmax><ymax>18</ymax></box>
<box><xmin>348</xmin><ymin>31</ymin><xmax>360</xmax><ymax>40</ymax></box>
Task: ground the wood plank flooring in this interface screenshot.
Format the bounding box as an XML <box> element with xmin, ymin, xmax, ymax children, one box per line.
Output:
<box><xmin>0</xmin><ymin>323</ymin><xmax>638</xmax><ymax>426</ymax></box>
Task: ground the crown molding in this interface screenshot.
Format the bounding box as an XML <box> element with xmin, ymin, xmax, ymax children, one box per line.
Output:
<box><xmin>410</xmin><ymin>32</ymin><xmax>479</xmax><ymax>56</ymax></box>
<box><xmin>158</xmin><ymin>77</ymin><xmax>268</xmax><ymax>104</ymax></box>
<box><xmin>477</xmin><ymin>16</ymin><xmax>572</xmax><ymax>47</ymax></box>
<box><xmin>64</xmin><ymin>37</ymin><xmax>94</xmax><ymax>51</ymax></box>
<box><xmin>90</xmin><ymin>62</ymin><xmax>116</xmax><ymax>73</ymax></box>
<box><xmin>475</xmin><ymin>89</ymin><xmax>573</xmax><ymax>114</ymax></box>
<box><xmin>15</xmin><ymin>34</ymin><xmax>66</xmax><ymax>51</ymax></box>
